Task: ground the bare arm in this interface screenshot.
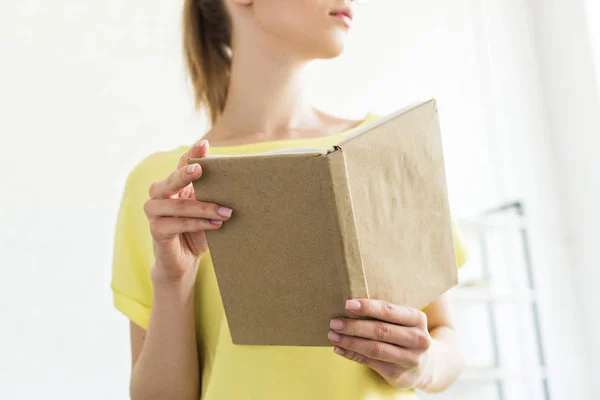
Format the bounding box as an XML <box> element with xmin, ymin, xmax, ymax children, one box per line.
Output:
<box><xmin>129</xmin><ymin>272</ymin><xmax>199</xmax><ymax>400</ymax></box>
<box><xmin>127</xmin><ymin>140</ymin><xmax>232</xmax><ymax>400</ymax></box>
<box><xmin>417</xmin><ymin>292</ymin><xmax>465</xmax><ymax>392</ymax></box>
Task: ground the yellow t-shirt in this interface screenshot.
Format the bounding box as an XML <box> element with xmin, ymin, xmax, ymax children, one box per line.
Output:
<box><xmin>111</xmin><ymin>114</ymin><xmax>468</xmax><ymax>400</ymax></box>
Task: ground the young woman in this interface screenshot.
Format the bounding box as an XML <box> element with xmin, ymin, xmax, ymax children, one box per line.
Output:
<box><xmin>111</xmin><ymin>1</ymin><xmax>468</xmax><ymax>399</ymax></box>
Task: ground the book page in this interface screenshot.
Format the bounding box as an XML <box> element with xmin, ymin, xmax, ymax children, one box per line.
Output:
<box><xmin>201</xmin><ymin>100</ymin><xmax>427</xmax><ymax>159</ymax></box>
<box><xmin>204</xmin><ymin>147</ymin><xmax>327</xmax><ymax>158</ymax></box>
<box><xmin>335</xmin><ymin>100</ymin><xmax>427</xmax><ymax>147</ymax></box>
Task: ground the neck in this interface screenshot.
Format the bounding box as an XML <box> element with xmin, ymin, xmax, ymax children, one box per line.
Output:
<box><xmin>216</xmin><ymin>43</ymin><xmax>320</xmax><ymax>138</ymax></box>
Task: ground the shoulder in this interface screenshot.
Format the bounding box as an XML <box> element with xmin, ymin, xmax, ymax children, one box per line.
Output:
<box><xmin>114</xmin><ymin>146</ymin><xmax>191</xmax><ymax>248</ymax></box>
<box><xmin>122</xmin><ymin>146</ymin><xmax>190</xmax><ymax>199</ymax></box>
<box><xmin>314</xmin><ymin>109</ymin><xmax>381</xmax><ymax>133</ymax></box>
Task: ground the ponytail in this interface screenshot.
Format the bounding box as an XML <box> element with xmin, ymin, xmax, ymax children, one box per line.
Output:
<box><xmin>183</xmin><ymin>0</ymin><xmax>232</xmax><ymax>125</ymax></box>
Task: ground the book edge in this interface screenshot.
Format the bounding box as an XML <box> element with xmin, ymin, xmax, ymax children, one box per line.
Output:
<box><xmin>326</xmin><ymin>151</ymin><xmax>370</xmax><ymax>303</ymax></box>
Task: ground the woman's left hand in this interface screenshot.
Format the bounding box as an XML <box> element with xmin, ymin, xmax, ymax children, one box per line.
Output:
<box><xmin>328</xmin><ymin>299</ymin><xmax>433</xmax><ymax>390</ymax></box>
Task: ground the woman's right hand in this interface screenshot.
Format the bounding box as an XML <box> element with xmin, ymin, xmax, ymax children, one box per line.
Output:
<box><xmin>143</xmin><ymin>140</ymin><xmax>233</xmax><ymax>283</ymax></box>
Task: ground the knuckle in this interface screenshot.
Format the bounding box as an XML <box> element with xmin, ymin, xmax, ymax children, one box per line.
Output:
<box><xmin>148</xmin><ymin>182</ymin><xmax>158</xmax><ymax>198</ymax></box>
<box><xmin>384</xmin><ymin>301</ymin><xmax>397</xmax><ymax>316</ymax></box>
<box><xmin>412</xmin><ymin>331</ymin><xmax>425</xmax><ymax>348</ymax></box>
<box><xmin>417</xmin><ymin>332</ymin><xmax>432</xmax><ymax>349</ymax></box>
<box><xmin>409</xmin><ymin>308</ymin><xmax>427</xmax><ymax>325</ymax></box>
<box><xmin>165</xmin><ymin>171</ymin><xmax>175</xmax><ymax>186</ymax></box>
<box><xmin>404</xmin><ymin>306</ymin><xmax>418</xmax><ymax>322</ymax></box>
<box><xmin>389</xmin><ymin>367</ymin><xmax>406</xmax><ymax>382</ymax></box>
<box><xmin>149</xmin><ymin>220</ymin><xmax>162</xmax><ymax>238</ymax></box>
<box><xmin>143</xmin><ymin>199</ymin><xmax>153</xmax><ymax>216</ymax></box>
<box><xmin>351</xmin><ymin>352</ymin><xmax>369</xmax><ymax>365</ymax></box>
<box><xmin>374</xmin><ymin>322</ymin><xmax>391</xmax><ymax>341</ymax></box>
<box><xmin>368</xmin><ymin>342</ymin><xmax>386</xmax><ymax>359</ymax></box>
<box><xmin>407</xmin><ymin>353</ymin><xmax>422</xmax><ymax>369</ymax></box>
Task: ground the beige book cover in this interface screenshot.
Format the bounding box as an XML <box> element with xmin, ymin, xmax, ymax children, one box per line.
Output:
<box><xmin>188</xmin><ymin>99</ymin><xmax>458</xmax><ymax>346</ymax></box>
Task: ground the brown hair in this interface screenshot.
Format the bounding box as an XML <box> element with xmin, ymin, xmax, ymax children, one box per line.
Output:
<box><xmin>183</xmin><ymin>0</ymin><xmax>233</xmax><ymax>125</ymax></box>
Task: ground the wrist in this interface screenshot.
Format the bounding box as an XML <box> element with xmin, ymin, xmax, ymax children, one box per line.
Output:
<box><xmin>151</xmin><ymin>264</ymin><xmax>197</xmax><ymax>302</ymax></box>
<box><xmin>414</xmin><ymin>341</ymin><xmax>437</xmax><ymax>391</ymax></box>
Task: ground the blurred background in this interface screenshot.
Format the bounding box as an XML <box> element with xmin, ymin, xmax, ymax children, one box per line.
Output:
<box><xmin>1</xmin><ymin>0</ymin><xmax>598</xmax><ymax>399</ymax></box>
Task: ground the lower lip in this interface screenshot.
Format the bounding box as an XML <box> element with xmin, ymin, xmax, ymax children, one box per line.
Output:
<box><xmin>332</xmin><ymin>14</ymin><xmax>353</xmax><ymax>28</ymax></box>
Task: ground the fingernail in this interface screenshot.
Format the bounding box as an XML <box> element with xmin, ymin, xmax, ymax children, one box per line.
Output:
<box><xmin>346</xmin><ymin>300</ymin><xmax>361</xmax><ymax>311</ymax></box>
<box><xmin>217</xmin><ymin>207</ymin><xmax>233</xmax><ymax>218</ymax></box>
<box><xmin>334</xmin><ymin>347</ymin><xmax>346</xmax><ymax>355</ymax></box>
<box><xmin>195</xmin><ymin>139</ymin><xmax>207</xmax><ymax>148</ymax></box>
<box><xmin>330</xmin><ymin>319</ymin><xmax>344</xmax><ymax>330</ymax></box>
<box><xmin>210</xmin><ymin>220</ymin><xmax>223</xmax><ymax>226</ymax></box>
<box><xmin>328</xmin><ymin>331</ymin><xmax>341</xmax><ymax>342</ymax></box>
<box><xmin>187</xmin><ymin>164</ymin><xmax>198</xmax><ymax>174</ymax></box>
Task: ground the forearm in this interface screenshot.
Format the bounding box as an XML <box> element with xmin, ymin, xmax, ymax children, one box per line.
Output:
<box><xmin>130</xmin><ymin>269</ymin><xmax>199</xmax><ymax>400</ymax></box>
<box><xmin>418</xmin><ymin>325</ymin><xmax>465</xmax><ymax>393</ymax></box>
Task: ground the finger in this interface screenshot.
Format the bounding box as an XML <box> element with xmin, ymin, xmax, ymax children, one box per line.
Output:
<box><xmin>144</xmin><ymin>199</ymin><xmax>233</xmax><ymax>221</ymax></box>
<box><xmin>149</xmin><ymin>163</ymin><xmax>203</xmax><ymax>199</ymax></box>
<box><xmin>177</xmin><ymin>139</ymin><xmax>210</xmax><ymax>169</ymax></box>
<box><xmin>179</xmin><ymin>183</ymin><xmax>195</xmax><ymax>200</ymax></box>
<box><xmin>345</xmin><ymin>299</ymin><xmax>426</xmax><ymax>328</ymax></box>
<box><xmin>332</xmin><ymin>347</ymin><xmax>400</xmax><ymax>379</ymax></box>
<box><xmin>169</xmin><ymin>140</ymin><xmax>209</xmax><ymax>200</ymax></box>
<box><xmin>330</xmin><ymin>319</ymin><xmax>431</xmax><ymax>349</ymax></box>
<box><xmin>328</xmin><ymin>331</ymin><xmax>422</xmax><ymax>368</ymax></box>
<box><xmin>150</xmin><ymin>216</ymin><xmax>223</xmax><ymax>242</ymax></box>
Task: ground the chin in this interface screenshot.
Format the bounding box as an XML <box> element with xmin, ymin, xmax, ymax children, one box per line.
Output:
<box><xmin>312</xmin><ymin>34</ymin><xmax>347</xmax><ymax>59</ymax></box>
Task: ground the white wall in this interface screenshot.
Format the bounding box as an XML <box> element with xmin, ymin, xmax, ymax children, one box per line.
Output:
<box><xmin>0</xmin><ymin>0</ymin><xmax>591</xmax><ymax>399</ymax></box>
<box><xmin>0</xmin><ymin>2</ymin><xmax>204</xmax><ymax>398</ymax></box>
<box><xmin>421</xmin><ymin>0</ymin><xmax>591</xmax><ymax>398</ymax></box>
<box><xmin>584</xmin><ymin>0</ymin><xmax>600</xmax><ymax>83</ymax></box>
<box><xmin>528</xmin><ymin>0</ymin><xmax>600</xmax><ymax>398</ymax></box>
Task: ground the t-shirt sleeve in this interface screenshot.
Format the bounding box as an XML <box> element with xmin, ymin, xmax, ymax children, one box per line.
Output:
<box><xmin>110</xmin><ymin>161</ymin><xmax>156</xmax><ymax>330</ymax></box>
<box><xmin>452</xmin><ymin>221</ymin><xmax>469</xmax><ymax>269</ymax></box>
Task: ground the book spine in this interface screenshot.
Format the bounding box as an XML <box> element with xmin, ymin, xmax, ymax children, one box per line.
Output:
<box><xmin>326</xmin><ymin>151</ymin><xmax>370</xmax><ymax>301</ymax></box>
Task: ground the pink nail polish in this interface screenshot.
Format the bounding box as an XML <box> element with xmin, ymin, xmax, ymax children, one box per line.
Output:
<box><xmin>217</xmin><ymin>207</ymin><xmax>233</xmax><ymax>218</ymax></box>
<box><xmin>345</xmin><ymin>300</ymin><xmax>361</xmax><ymax>311</ymax></box>
<box><xmin>210</xmin><ymin>220</ymin><xmax>223</xmax><ymax>226</ymax></box>
<box><xmin>328</xmin><ymin>331</ymin><xmax>341</xmax><ymax>342</ymax></box>
<box><xmin>194</xmin><ymin>139</ymin><xmax>207</xmax><ymax>148</ymax></box>
<box><xmin>334</xmin><ymin>347</ymin><xmax>346</xmax><ymax>356</ymax></box>
<box><xmin>187</xmin><ymin>164</ymin><xmax>198</xmax><ymax>174</ymax></box>
<box><xmin>330</xmin><ymin>319</ymin><xmax>344</xmax><ymax>330</ymax></box>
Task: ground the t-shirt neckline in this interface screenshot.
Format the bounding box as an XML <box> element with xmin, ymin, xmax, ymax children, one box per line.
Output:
<box><xmin>202</xmin><ymin>113</ymin><xmax>377</xmax><ymax>155</ymax></box>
